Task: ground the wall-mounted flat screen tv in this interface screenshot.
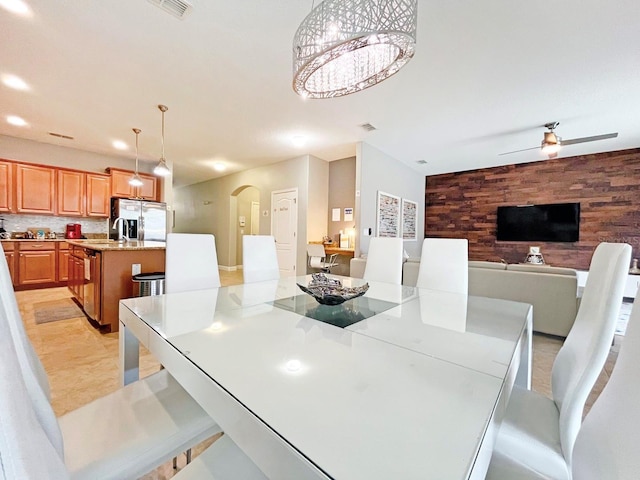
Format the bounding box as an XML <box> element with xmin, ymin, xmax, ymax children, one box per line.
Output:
<box><xmin>496</xmin><ymin>202</ymin><xmax>580</xmax><ymax>242</ymax></box>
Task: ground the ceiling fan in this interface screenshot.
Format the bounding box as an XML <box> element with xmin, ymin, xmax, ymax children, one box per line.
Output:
<box><xmin>499</xmin><ymin>122</ymin><xmax>618</xmax><ymax>159</ymax></box>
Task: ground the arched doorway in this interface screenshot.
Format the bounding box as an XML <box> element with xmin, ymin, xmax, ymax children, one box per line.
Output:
<box><xmin>230</xmin><ymin>185</ymin><xmax>260</xmax><ymax>268</ymax></box>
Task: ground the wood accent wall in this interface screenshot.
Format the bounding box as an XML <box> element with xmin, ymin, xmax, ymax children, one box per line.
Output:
<box><xmin>425</xmin><ymin>148</ymin><xmax>640</xmax><ymax>270</ymax></box>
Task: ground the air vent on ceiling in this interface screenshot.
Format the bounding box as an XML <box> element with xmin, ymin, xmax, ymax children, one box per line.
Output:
<box><xmin>147</xmin><ymin>0</ymin><xmax>192</xmax><ymax>19</ymax></box>
<box><xmin>360</xmin><ymin>123</ymin><xmax>377</xmax><ymax>132</ymax></box>
<box><xmin>416</xmin><ymin>159</ymin><xmax>427</xmax><ymax>164</ymax></box>
<box><xmin>48</xmin><ymin>132</ymin><xmax>74</xmax><ymax>140</ymax></box>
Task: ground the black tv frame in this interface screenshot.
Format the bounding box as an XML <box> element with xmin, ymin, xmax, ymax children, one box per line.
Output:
<box><xmin>496</xmin><ymin>202</ymin><xmax>580</xmax><ymax>243</ymax></box>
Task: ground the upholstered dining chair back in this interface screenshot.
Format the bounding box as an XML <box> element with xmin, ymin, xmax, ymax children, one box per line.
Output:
<box><xmin>572</xmin><ymin>284</ymin><xmax>640</xmax><ymax>479</ymax></box>
<box><xmin>363</xmin><ymin>237</ymin><xmax>404</xmax><ymax>285</ymax></box>
<box><xmin>416</xmin><ymin>238</ymin><xmax>468</xmax><ymax>294</ymax></box>
<box><xmin>242</xmin><ymin>235</ymin><xmax>280</xmax><ymax>283</ymax></box>
<box><xmin>0</xmin><ymin>242</ymin><xmax>64</xmax><ymax>455</ymax></box>
<box><xmin>551</xmin><ymin>242</ymin><xmax>631</xmax><ymax>465</ymax></box>
<box><xmin>166</xmin><ymin>233</ymin><xmax>221</xmax><ymax>293</ymax></box>
<box><xmin>0</xmin><ymin>305</ymin><xmax>70</xmax><ymax>480</ymax></box>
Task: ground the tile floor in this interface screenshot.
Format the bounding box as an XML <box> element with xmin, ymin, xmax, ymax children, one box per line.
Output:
<box><xmin>14</xmin><ymin>270</ymin><xmax>624</xmax><ymax>478</ymax></box>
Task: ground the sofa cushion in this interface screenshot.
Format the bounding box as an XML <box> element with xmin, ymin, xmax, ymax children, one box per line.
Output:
<box><xmin>468</xmin><ymin>260</ymin><xmax>507</xmax><ymax>270</ymax></box>
<box><xmin>507</xmin><ymin>264</ymin><xmax>576</xmax><ymax>276</ymax></box>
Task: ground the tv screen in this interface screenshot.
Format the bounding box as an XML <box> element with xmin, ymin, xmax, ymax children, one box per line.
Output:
<box><xmin>496</xmin><ymin>203</ymin><xmax>580</xmax><ymax>242</ymax></box>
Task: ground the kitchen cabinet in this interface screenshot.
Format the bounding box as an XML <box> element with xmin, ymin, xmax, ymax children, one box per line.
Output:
<box><xmin>0</xmin><ymin>160</ymin><xmax>13</xmax><ymax>213</ymax></box>
<box><xmin>108</xmin><ymin>168</ymin><xmax>159</xmax><ymax>201</ymax></box>
<box><xmin>3</xmin><ymin>241</ymin><xmax>16</xmax><ymax>285</ymax></box>
<box><xmin>57</xmin><ymin>169</ymin><xmax>85</xmax><ymax>216</ymax></box>
<box><xmin>68</xmin><ymin>245</ymin><xmax>84</xmax><ymax>303</ymax></box>
<box><xmin>18</xmin><ymin>243</ymin><xmax>57</xmax><ymax>285</ymax></box>
<box><xmin>58</xmin><ymin>242</ymin><xmax>69</xmax><ymax>282</ymax></box>
<box><xmin>86</xmin><ymin>173</ymin><xmax>111</xmax><ymax>217</ymax></box>
<box><xmin>15</xmin><ymin>163</ymin><xmax>56</xmax><ymax>214</ymax></box>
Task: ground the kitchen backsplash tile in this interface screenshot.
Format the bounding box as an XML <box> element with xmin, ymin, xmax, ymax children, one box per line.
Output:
<box><xmin>0</xmin><ymin>214</ymin><xmax>108</xmax><ymax>235</ymax></box>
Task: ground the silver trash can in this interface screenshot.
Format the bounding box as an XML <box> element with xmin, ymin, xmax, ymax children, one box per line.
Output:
<box><xmin>133</xmin><ymin>272</ymin><xmax>165</xmax><ymax>297</ymax></box>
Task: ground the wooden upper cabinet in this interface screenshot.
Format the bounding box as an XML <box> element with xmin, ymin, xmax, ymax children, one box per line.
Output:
<box><xmin>57</xmin><ymin>169</ymin><xmax>85</xmax><ymax>216</ymax></box>
<box><xmin>108</xmin><ymin>168</ymin><xmax>159</xmax><ymax>201</ymax></box>
<box><xmin>86</xmin><ymin>173</ymin><xmax>111</xmax><ymax>217</ymax></box>
<box><xmin>16</xmin><ymin>163</ymin><xmax>56</xmax><ymax>214</ymax></box>
<box><xmin>0</xmin><ymin>160</ymin><xmax>13</xmax><ymax>213</ymax></box>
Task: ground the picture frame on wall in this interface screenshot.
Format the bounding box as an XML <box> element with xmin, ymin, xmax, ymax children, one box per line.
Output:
<box><xmin>401</xmin><ymin>198</ymin><xmax>418</xmax><ymax>241</ymax></box>
<box><xmin>376</xmin><ymin>191</ymin><xmax>400</xmax><ymax>237</ymax></box>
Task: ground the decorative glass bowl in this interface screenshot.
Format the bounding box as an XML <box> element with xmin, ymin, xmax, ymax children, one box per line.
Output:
<box><xmin>297</xmin><ymin>273</ymin><xmax>369</xmax><ymax>305</ymax></box>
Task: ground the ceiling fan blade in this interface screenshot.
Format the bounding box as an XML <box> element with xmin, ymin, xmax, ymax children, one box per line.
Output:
<box><xmin>498</xmin><ymin>146</ymin><xmax>539</xmax><ymax>156</ymax></box>
<box><xmin>561</xmin><ymin>132</ymin><xmax>618</xmax><ymax>146</ymax></box>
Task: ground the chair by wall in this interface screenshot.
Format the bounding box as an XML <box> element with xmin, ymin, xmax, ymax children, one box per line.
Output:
<box><xmin>416</xmin><ymin>238</ymin><xmax>468</xmax><ymax>294</ymax></box>
<box><xmin>166</xmin><ymin>233</ymin><xmax>221</xmax><ymax>293</ymax></box>
<box><xmin>243</xmin><ymin>235</ymin><xmax>280</xmax><ymax>283</ymax></box>
<box><xmin>485</xmin><ymin>242</ymin><xmax>632</xmax><ymax>479</ymax></box>
<box><xmin>363</xmin><ymin>237</ymin><xmax>404</xmax><ymax>284</ymax></box>
<box><xmin>307</xmin><ymin>244</ymin><xmax>338</xmax><ymax>273</ymax></box>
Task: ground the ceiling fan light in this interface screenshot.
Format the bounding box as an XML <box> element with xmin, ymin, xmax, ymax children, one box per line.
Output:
<box><xmin>541</xmin><ymin>131</ymin><xmax>561</xmax><ymax>155</ymax></box>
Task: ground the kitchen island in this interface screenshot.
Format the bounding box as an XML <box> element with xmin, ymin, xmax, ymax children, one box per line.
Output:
<box><xmin>67</xmin><ymin>239</ymin><xmax>165</xmax><ymax>333</ymax></box>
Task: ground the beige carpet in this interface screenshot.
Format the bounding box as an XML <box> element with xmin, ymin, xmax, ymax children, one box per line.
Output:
<box><xmin>33</xmin><ymin>298</ymin><xmax>85</xmax><ymax>324</ymax></box>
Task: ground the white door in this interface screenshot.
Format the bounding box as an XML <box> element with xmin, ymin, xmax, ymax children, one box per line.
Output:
<box><xmin>271</xmin><ymin>188</ymin><xmax>297</xmax><ymax>276</ymax></box>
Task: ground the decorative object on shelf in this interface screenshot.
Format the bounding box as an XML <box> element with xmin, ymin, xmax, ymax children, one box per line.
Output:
<box><xmin>292</xmin><ymin>0</ymin><xmax>418</xmax><ymax>99</ymax></box>
<box><xmin>153</xmin><ymin>104</ymin><xmax>171</xmax><ymax>176</ymax></box>
<box><xmin>630</xmin><ymin>258</ymin><xmax>640</xmax><ymax>275</ymax></box>
<box><xmin>128</xmin><ymin>128</ymin><xmax>144</xmax><ymax>187</ymax></box>
<box><xmin>524</xmin><ymin>246</ymin><xmax>545</xmax><ymax>265</ymax></box>
<box><xmin>297</xmin><ymin>273</ymin><xmax>369</xmax><ymax>305</ymax></box>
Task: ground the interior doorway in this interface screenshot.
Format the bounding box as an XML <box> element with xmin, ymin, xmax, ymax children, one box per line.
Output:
<box><xmin>231</xmin><ymin>185</ymin><xmax>260</xmax><ymax>268</ymax></box>
<box><xmin>271</xmin><ymin>188</ymin><xmax>298</xmax><ymax>276</ymax></box>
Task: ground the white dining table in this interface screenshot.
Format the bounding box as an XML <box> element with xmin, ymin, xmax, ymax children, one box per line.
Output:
<box><xmin>119</xmin><ymin>275</ymin><xmax>532</xmax><ymax>480</ymax></box>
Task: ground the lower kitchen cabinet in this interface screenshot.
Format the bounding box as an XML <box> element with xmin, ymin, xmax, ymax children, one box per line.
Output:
<box><xmin>18</xmin><ymin>248</ymin><xmax>56</xmax><ymax>285</ymax></box>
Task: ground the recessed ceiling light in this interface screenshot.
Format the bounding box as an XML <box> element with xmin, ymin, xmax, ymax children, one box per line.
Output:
<box><xmin>112</xmin><ymin>140</ymin><xmax>128</xmax><ymax>150</ymax></box>
<box><xmin>213</xmin><ymin>162</ymin><xmax>226</xmax><ymax>172</ymax></box>
<box><xmin>7</xmin><ymin>115</ymin><xmax>27</xmax><ymax>127</ymax></box>
<box><xmin>0</xmin><ymin>0</ymin><xmax>32</xmax><ymax>16</ymax></box>
<box><xmin>1</xmin><ymin>74</ymin><xmax>29</xmax><ymax>91</ymax></box>
<box><xmin>292</xmin><ymin>135</ymin><xmax>307</xmax><ymax>147</ymax></box>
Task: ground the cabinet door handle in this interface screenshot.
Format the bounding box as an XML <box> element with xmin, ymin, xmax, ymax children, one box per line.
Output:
<box><xmin>33</xmin><ymin>244</ymin><xmax>43</xmax><ymax>248</ymax></box>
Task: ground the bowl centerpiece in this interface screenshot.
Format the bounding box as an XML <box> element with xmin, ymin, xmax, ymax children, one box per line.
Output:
<box><xmin>297</xmin><ymin>273</ymin><xmax>369</xmax><ymax>306</ymax></box>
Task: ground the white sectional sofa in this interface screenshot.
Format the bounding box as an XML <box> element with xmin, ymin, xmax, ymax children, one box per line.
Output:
<box><xmin>351</xmin><ymin>257</ymin><xmax>579</xmax><ymax>337</ymax></box>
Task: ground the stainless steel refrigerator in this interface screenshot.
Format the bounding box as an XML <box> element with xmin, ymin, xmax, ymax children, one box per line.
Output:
<box><xmin>109</xmin><ymin>198</ymin><xmax>167</xmax><ymax>241</ymax></box>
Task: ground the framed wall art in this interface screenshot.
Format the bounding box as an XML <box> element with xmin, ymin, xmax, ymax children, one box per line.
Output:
<box><xmin>401</xmin><ymin>198</ymin><xmax>418</xmax><ymax>241</ymax></box>
<box><xmin>376</xmin><ymin>191</ymin><xmax>400</xmax><ymax>237</ymax></box>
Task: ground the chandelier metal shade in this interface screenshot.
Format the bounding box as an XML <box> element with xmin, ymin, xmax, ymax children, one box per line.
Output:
<box><xmin>292</xmin><ymin>0</ymin><xmax>418</xmax><ymax>99</ymax></box>
<box><xmin>128</xmin><ymin>128</ymin><xmax>144</xmax><ymax>187</ymax></box>
<box><xmin>154</xmin><ymin>104</ymin><xmax>171</xmax><ymax>176</ymax></box>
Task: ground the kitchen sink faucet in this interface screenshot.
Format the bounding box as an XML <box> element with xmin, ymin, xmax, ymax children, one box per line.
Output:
<box><xmin>112</xmin><ymin>217</ymin><xmax>129</xmax><ymax>242</ymax></box>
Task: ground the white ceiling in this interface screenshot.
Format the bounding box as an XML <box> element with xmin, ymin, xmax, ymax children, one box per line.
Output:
<box><xmin>1</xmin><ymin>0</ymin><xmax>639</xmax><ymax>187</ymax></box>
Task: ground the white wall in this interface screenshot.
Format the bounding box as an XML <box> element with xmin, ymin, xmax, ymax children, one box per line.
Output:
<box><xmin>355</xmin><ymin>142</ymin><xmax>425</xmax><ymax>258</ymax></box>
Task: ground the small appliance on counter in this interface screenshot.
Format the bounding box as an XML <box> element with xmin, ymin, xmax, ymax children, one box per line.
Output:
<box><xmin>65</xmin><ymin>223</ymin><xmax>82</xmax><ymax>239</ymax></box>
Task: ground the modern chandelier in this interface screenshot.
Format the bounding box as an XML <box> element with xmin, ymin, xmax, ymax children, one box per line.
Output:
<box><xmin>154</xmin><ymin>104</ymin><xmax>171</xmax><ymax>176</ymax></box>
<box><xmin>292</xmin><ymin>0</ymin><xmax>418</xmax><ymax>99</ymax></box>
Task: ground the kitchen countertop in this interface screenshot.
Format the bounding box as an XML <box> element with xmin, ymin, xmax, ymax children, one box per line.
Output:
<box><xmin>1</xmin><ymin>238</ymin><xmax>68</xmax><ymax>242</ymax></box>
<box><xmin>65</xmin><ymin>239</ymin><xmax>166</xmax><ymax>251</ymax></box>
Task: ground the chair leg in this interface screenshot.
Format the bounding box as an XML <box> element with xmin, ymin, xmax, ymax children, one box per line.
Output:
<box><xmin>173</xmin><ymin>456</ymin><xmax>177</xmax><ymax>469</ymax></box>
<box><xmin>186</xmin><ymin>448</ymin><xmax>192</xmax><ymax>464</ymax></box>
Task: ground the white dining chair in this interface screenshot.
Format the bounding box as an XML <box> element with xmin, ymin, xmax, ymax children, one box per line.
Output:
<box><xmin>363</xmin><ymin>237</ymin><xmax>404</xmax><ymax>284</ymax></box>
<box><xmin>416</xmin><ymin>237</ymin><xmax>468</xmax><ymax>294</ymax></box>
<box><xmin>243</xmin><ymin>235</ymin><xmax>280</xmax><ymax>283</ymax></box>
<box><xmin>0</xmin><ymin>242</ymin><xmax>222</xmax><ymax>480</ymax></box>
<box><xmin>166</xmin><ymin>233</ymin><xmax>221</xmax><ymax>293</ymax></box>
<box><xmin>306</xmin><ymin>243</ymin><xmax>339</xmax><ymax>273</ymax></box>
<box><xmin>485</xmin><ymin>242</ymin><xmax>632</xmax><ymax>479</ymax></box>
<box><xmin>571</xmin><ymin>285</ymin><xmax>640</xmax><ymax>480</ymax></box>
